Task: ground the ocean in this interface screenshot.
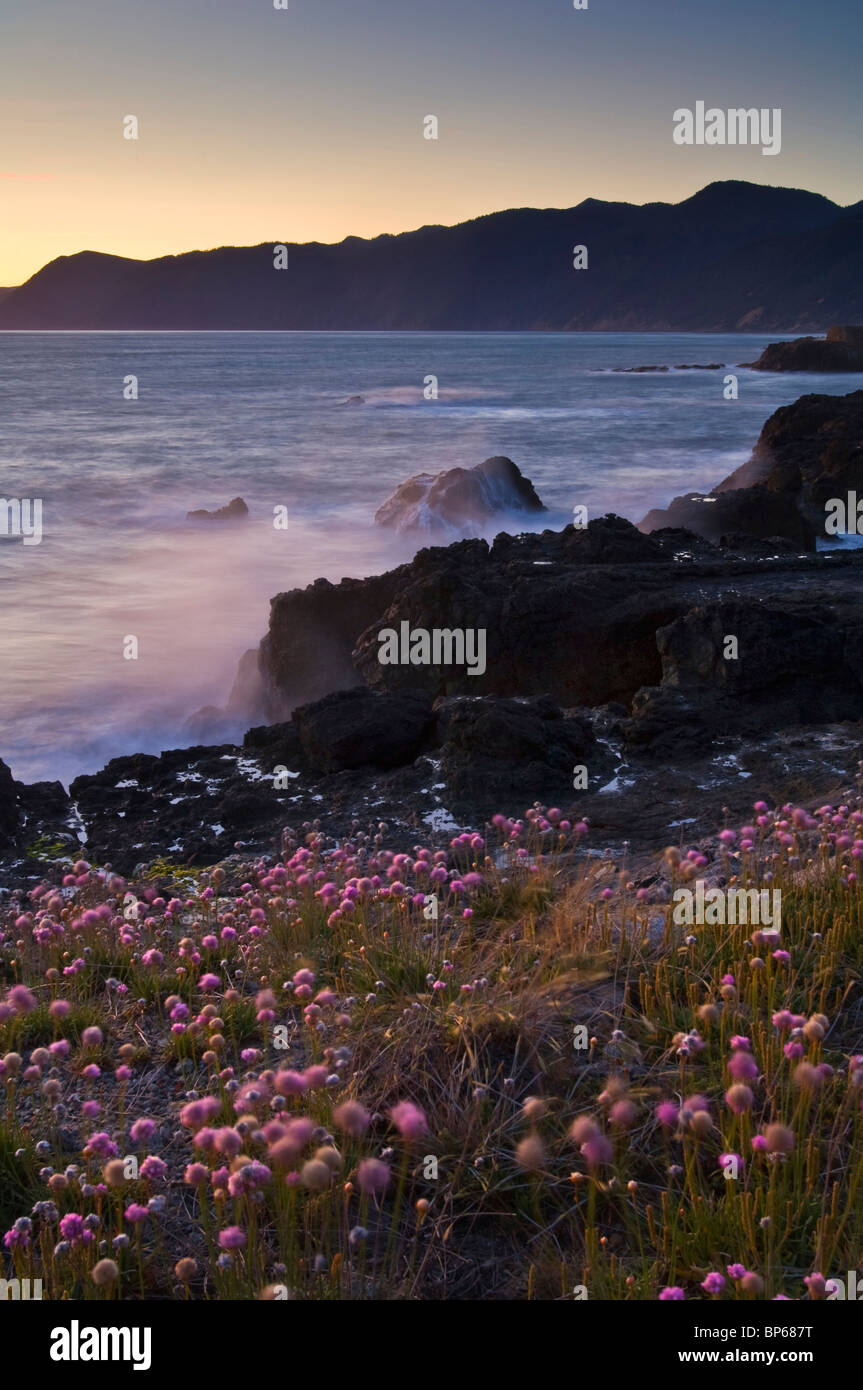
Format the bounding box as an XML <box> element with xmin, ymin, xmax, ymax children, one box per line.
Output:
<box><xmin>1</xmin><ymin>330</ymin><xmax>859</xmax><ymax>786</ymax></box>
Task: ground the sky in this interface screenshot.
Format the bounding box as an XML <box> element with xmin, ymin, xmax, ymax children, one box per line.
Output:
<box><xmin>1</xmin><ymin>0</ymin><xmax>860</xmax><ymax>285</ymax></box>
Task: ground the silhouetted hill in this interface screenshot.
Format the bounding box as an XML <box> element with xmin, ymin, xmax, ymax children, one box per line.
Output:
<box><xmin>0</xmin><ymin>181</ymin><xmax>859</xmax><ymax>331</ymax></box>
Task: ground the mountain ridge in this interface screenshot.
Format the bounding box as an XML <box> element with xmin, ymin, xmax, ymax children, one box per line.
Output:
<box><xmin>1</xmin><ymin>180</ymin><xmax>860</xmax><ymax>331</ymax></box>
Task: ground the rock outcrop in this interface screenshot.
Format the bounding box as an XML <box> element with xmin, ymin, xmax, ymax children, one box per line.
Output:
<box><xmin>374</xmin><ymin>455</ymin><xmax>546</xmax><ymax>536</ymax></box>
<box><xmin>744</xmin><ymin>327</ymin><xmax>863</xmax><ymax>372</ymax></box>
<box><xmin>640</xmin><ymin>389</ymin><xmax>863</xmax><ymax>547</ymax></box>
<box><xmin>715</xmin><ymin>389</ymin><xmax>863</xmax><ymax>535</ymax></box>
<box><xmin>638</xmin><ymin>487</ymin><xmax>815</xmax><ymax>551</ymax></box>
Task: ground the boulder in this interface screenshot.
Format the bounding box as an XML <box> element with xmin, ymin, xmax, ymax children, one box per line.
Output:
<box><xmin>374</xmin><ymin>455</ymin><xmax>546</xmax><ymax>535</ymax></box>
<box><xmin>435</xmin><ymin>695</ymin><xmax>605</xmax><ymax>817</ymax></box>
<box><xmin>293</xmin><ymin>688</ymin><xmax>435</xmax><ymax>774</ymax></box>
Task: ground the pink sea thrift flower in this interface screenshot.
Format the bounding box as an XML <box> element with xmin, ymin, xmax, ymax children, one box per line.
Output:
<box><xmin>357</xmin><ymin>1158</ymin><xmax>391</xmax><ymax>1196</ymax></box>
<box><xmin>701</xmin><ymin>1272</ymin><xmax>725</xmax><ymax>1295</ymax></box>
<box><xmin>390</xmin><ymin>1101</ymin><xmax>428</xmax><ymax>1141</ymax></box>
<box><xmin>218</xmin><ymin>1226</ymin><xmax>246</xmax><ymax>1250</ymax></box>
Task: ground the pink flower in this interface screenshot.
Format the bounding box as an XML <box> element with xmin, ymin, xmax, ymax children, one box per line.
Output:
<box><xmin>180</xmin><ymin>1097</ymin><xmax>221</xmax><ymax>1129</ymax></box>
<box><xmin>580</xmin><ymin>1135</ymin><xmax>613</xmax><ymax>1168</ymax></box>
<box><xmin>218</xmin><ymin>1226</ymin><xmax>246</xmax><ymax>1250</ymax></box>
<box><xmin>701</xmin><ymin>1272</ymin><xmax>725</xmax><ymax>1295</ymax></box>
<box><xmin>130</xmin><ymin>1118</ymin><xmax>156</xmax><ymax>1144</ymax></box>
<box><xmin>333</xmin><ymin>1100</ymin><xmax>370</xmax><ymax>1138</ymax></box>
<box><xmin>357</xmin><ymin>1158</ymin><xmax>391</xmax><ymax>1196</ymax></box>
<box><xmin>390</xmin><ymin>1101</ymin><xmax>428</xmax><ymax>1142</ymax></box>
<box><xmin>659</xmin><ymin>1286</ymin><xmax>685</xmax><ymax>1300</ymax></box>
<box><xmin>7</xmin><ymin>985</ymin><xmax>37</xmax><ymax>1014</ymax></box>
<box><xmin>727</xmin><ymin>1051</ymin><xmax>759</xmax><ymax>1081</ymax></box>
<box><xmin>139</xmin><ymin>1155</ymin><xmax>167</xmax><ymax>1182</ymax></box>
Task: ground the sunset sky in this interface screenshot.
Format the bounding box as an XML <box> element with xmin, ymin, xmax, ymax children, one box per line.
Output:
<box><xmin>1</xmin><ymin>0</ymin><xmax>860</xmax><ymax>286</ymax></box>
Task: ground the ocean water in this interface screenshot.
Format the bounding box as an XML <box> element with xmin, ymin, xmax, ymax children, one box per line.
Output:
<box><xmin>1</xmin><ymin>331</ymin><xmax>859</xmax><ymax>786</ymax></box>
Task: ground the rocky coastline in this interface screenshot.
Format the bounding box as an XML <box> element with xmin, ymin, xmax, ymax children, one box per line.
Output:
<box><xmin>3</xmin><ymin>384</ymin><xmax>863</xmax><ymax>893</ymax></box>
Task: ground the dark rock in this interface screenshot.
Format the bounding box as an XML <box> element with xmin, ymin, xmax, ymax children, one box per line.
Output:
<box><xmin>293</xmin><ymin>688</ymin><xmax>435</xmax><ymax>774</ymax></box>
<box><xmin>639</xmin><ymin>486</ymin><xmax>816</xmax><ymax>551</ymax></box>
<box><xmin>0</xmin><ymin>759</ymin><xmax>19</xmax><ymax>843</ymax></box>
<box><xmin>374</xmin><ymin>455</ymin><xmax>546</xmax><ymax>535</ymax></box>
<box><xmin>715</xmin><ymin>389</ymin><xmax>863</xmax><ymax>535</ymax></box>
<box><xmin>187</xmin><ymin>497</ymin><xmax>249</xmax><ymax>522</ymax></box>
<box><xmin>560</xmin><ymin>514</ymin><xmax>665</xmax><ymax>564</ymax></box>
<box><xmin>612</xmin><ymin>363</ymin><xmax>722</xmax><ymax>372</ymax></box>
<box><xmin>260</xmin><ymin>570</ymin><xmax>402</xmax><ymax>719</ymax></box>
<box><xmin>243</xmin><ymin>720</ymin><xmax>303</xmax><ymax>765</ymax></box>
<box><xmin>744</xmin><ymin>328</ymin><xmax>863</xmax><ymax>372</ymax></box>
<box><xmin>435</xmin><ymin>695</ymin><xmax>607</xmax><ymax>817</ymax></box>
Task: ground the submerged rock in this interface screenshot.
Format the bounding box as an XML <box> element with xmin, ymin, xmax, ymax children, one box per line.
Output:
<box><xmin>187</xmin><ymin>496</ymin><xmax>249</xmax><ymax>522</ymax></box>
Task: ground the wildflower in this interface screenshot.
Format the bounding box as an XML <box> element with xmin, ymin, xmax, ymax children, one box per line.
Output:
<box><xmin>91</xmin><ymin>1258</ymin><xmax>119</xmax><ymax>1287</ymax></box>
<box><xmin>701</xmin><ymin>1272</ymin><xmax>725</xmax><ymax>1295</ymax></box>
<box><xmin>129</xmin><ymin>1118</ymin><xmax>157</xmax><ymax>1144</ymax></box>
<box><xmin>514</xmin><ymin>1135</ymin><xmax>546</xmax><ymax>1171</ymax></box>
<box><xmin>175</xmin><ymin>1258</ymin><xmax>197</xmax><ymax>1282</ymax></box>
<box><xmin>59</xmin><ymin>1213</ymin><xmax>85</xmax><ymax>1244</ymax></box>
<box><xmin>522</xmin><ymin>1096</ymin><xmax>546</xmax><ymax>1122</ymax></box>
<box><xmin>218</xmin><ymin>1226</ymin><xmax>246</xmax><ymax>1250</ymax></box>
<box><xmin>659</xmin><ymin>1287</ymin><xmax>685</xmax><ymax>1300</ymax></box>
<box><xmin>609</xmin><ymin>1099</ymin><xmax>637</xmax><ymax>1129</ymax></box>
<box><xmin>580</xmin><ymin>1135</ymin><xmax>613</xmax><ymax>1168</ymax></box>
<box><xmin>793</xmin><ymin>1062</ymin><xmax>823</xmax><ymax>1090</ymax></box>
<box><xmin>570</xmin><ymin>1115</ymin><xmax>601</xmax><ymax>1145</ymax></box>
<box><xmin>655</xmin><ymin>1101</ymin><xmax>679</xmax><ymax>1129</ymax></box>
<box><xmin>102</xmin><ymin>1160</ymin><xmax>128</xmax><ymax>1188</ymax></box>
<box><xmin>804</xmin><ymin>1272</ymin><xmax>827</xmax><ymax>1298</ymax></box>
<box><xmin>332</xmin><ymin>1100</ymin><xmax>370</xmax><ymax>1137</ymax></box>
<box><xmin>356</xmin><ymin>1158</ymin><xmax>390</xmax><ymax>1196</ymax></box>
<box><xmin>390</xmin><ymin>1101</ymin><xmax>428</xmax><ymax>1142</ymax></box>
<box><xmin>124</xmin><ymin>1204</ymin><xmax>148</xmax><ymax>1224</ymax></box>
<box><xmin>83</xmin><ymin>1132</ymin><xmax>119</xmax><ymax>1160</ymax></box>
<box><xmin>300</xmin><ymin>1159</ymin><xmax>332</xmax><ymax>1191</ymax></box>
<box><xmin>139</xmin><ymin>1155</ymin><xmax>167</xmax><ymax>1182</ymax></box>
<box><xmin>764</xmin><ymin>1123</ymin><xmax>795</xmax><ymax>1155</ymax></box>
<box><xmin>727</xmin><ymin>1051</ymin><xmax>759</xmax><ymax>1081</ymax></box>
